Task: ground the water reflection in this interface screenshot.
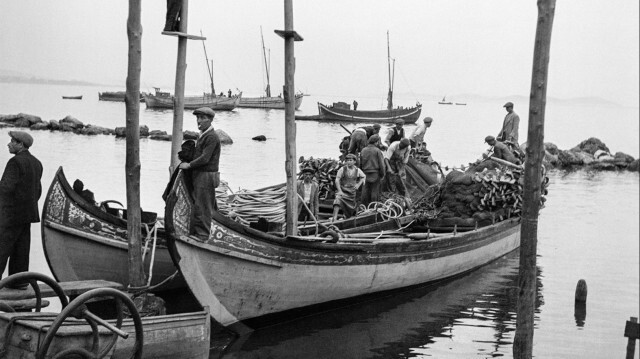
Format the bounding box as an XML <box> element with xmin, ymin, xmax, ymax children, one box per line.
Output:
<box><xmin>209</xmin><ymin>251</ymin><xmax>545</xmax><ymax>359</ymax></box>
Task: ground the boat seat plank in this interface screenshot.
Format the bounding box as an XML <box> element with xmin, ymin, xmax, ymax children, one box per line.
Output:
<box><xmin>0</xmin><ymin>299</ymin><xmax>50</xmax><ymax>311</ymax></box>
<box><xmin>161</xmin><ymin>31</ymin><xmax>206</xmax><ymax>40</ymax></box>
<box><xmin>0</xmin><ymin>280</ymin><xmax>124</xmax><ymax>301</ymax></box>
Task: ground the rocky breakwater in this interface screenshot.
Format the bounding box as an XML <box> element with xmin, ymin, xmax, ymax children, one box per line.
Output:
<box><xmin>522</xmin><ymin>137</ymin><xmax>638</xmax><ymax>172</ymax></box>
<box><xmin>0</xmin><ymin>113</ymin><xmax>233</xmax><ymax>144</ymax></box>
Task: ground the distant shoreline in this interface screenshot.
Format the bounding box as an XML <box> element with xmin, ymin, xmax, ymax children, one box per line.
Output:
<box><xmin>0</xmin><ymin>76</ymin><xmax>104</xmax><ymax>87</ymax></box>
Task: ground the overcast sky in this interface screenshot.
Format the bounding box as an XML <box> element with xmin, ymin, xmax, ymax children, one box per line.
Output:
<box><xmin>1</xmin><ymin>0</ymin><xmax>638</xmax><ymax>106</ymax></box>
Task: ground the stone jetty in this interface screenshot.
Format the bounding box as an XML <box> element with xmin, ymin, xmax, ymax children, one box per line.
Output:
<box><xmin>0</xmin><ymin>113</ymin><xmax>233</xmax><ymax>144</ymax></box>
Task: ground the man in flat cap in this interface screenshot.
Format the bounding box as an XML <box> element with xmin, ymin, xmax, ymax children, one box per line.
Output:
<box><xmin>498</xmin><ymin>102</ymin><xmax>520</xmax><ymax>144</ymax></box>
<box><xmin>0</xmin><ymin>131</ymin><xmax>43</xmax><ymax>286</ymax></box>
<box><xmin>347</xmin><ymin>123</ymin><xmax>382</xmax><ymax>162</ymax></box>
<box><xmin>359</xmin><ymin>134</ymin><xmax>386</xmax><ymax>206</ymax></box>
<box><xmin>384</xmin><ymin>118</ymin><xmax>405</xmax><ymax>147</ymax></box>
<box><xmin>484</xmin><ymin>135</ymin><xmax>520</xmax><ymax>164</ymax></box>
<box><xmin>384</xmin><ymin>138</ymin><xmax>411</xmax><ymax>196</ymax></box>
<box><xmin>410</xmin><ymin>116</ymin><xmax>433</xmax><ymax>151</ymax></box>
<box><xmin>179</xmin><ymin>107</ymin><xmax>221</xmax><ymax>237</ymax></box>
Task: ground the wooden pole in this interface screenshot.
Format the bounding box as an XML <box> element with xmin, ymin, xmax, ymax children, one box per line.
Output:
<box><xmin>283</xmin><ymin>0</ymin><xmax>297</xmax><ymax>235</ymax></box>
<box><xmin>513</xmin><ymin>0</ymin><xmax>556</xmax><ymax>358</ymax></box>
<box><xmin>169</xmin><ymin>0</ymin><xmax>189</xmax><ymax>172</ymax></box>
<box><xmin>125</xmin><ymin>0</ymin><xmax>145</xmax><ymax>288</ymax></box>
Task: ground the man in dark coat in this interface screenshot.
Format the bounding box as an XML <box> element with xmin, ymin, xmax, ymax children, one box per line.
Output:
<box><xmin>179</xmin><ymin>108</ymin><xmax>221</xmax><ymax>237</ymax></box>
<box><xmin>0</xmin><ymin>131</ymin><xmax>43</xmax><ymax>286</ymax></box>
<box><xmin>359</xmin><ymin>135</ymin><xmax>386</xmax><ymax>206</ymax></box>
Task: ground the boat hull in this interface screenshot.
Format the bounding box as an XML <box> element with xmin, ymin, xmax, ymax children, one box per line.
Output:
<box><xmin>317</xmin><ymin>102</ymin><xmax>421</xmax><ymax>124</ymax></box>
<box><xmin>165</xmin><ymin>173</ymin><xmax>520</xmax><ymax>330</ymax></box>
<box><xmin>237</xmin><ymin>94</ymin><xmax>303</xmax><ymax>110</ymax></box>
<box><xmin>41</xmin><ymin>167</ymin><xmax>186</xmax><ymax>292</ymax></box>
<box><xmin>62</xmin><ymin>96</ymin><xmax>82</xmax><ymax>100</ymax></box>
<box><xmin>143</xmin><ymin>92</ymin><xmax>240</xmax><ymax>110</ymax></box>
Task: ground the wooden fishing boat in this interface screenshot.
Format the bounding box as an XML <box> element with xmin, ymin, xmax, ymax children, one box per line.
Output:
<box><xmin>41</xmin><ymin>166</ymin><xmax>186</xmax><ymax>292</ymax></box>
<box><xmin>313</xmin><ymin>32</ymin><xmax>421</xmax><ymax>124</ymax></box>
<box><xmin>316</xmin><ymin>101</ymin><xmax>422</xmax><ymax>124</ymax></box>
<box><xmin>143</xmin><ymin>91</ymin><xmax>241</xmax><ymax>110</ymax></box>
<box><xmin>239</xmin><ymin>93</ymin><xmax>304</xmax><ymax>110</ymax></box>
<box><xmin>98</xmin><ymin>91</ymin><xmax>146</xmax><ymax>102</ymax></box>
<box><xmin>164</xmin><ymin>171</ymin><xmax>521</xmax><ymax>332</ymax></box>
<box><xmin>237</xmin><ymin>28</ymin><xmax>305</xmax><ymax>110</ymax></box>
<box><xmin>62</xmin><ymin>95</ymin><xmax>83</xmax><ymax>100</ymax></box>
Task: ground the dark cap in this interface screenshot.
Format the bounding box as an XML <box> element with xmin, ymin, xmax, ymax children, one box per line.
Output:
<box><xmin>372</xmin><ymin>124</ymin><xmax>381</xmax><ymax>130</ymax></box>
<box><xmin>485</xmin><ymin>135</ymin><xmax>496</xmax><ymax>143</ymax></box>
<box><xmin>345</xmin><ymin>153</ymin><xmax>357</xmax><ymax>160</ymax></box>
<box><xmin>368</xmin><ymin>134</ymin><xmax>380</xmax><ymax>144</ymax></box>
<box><xmin>394</xmin><ymin>118</ymin><xmax>405</xmax><ymax>125</ymax></box>
<box><xmin>423</xmin><ymin>117</ymin><xmax>433</xmax><ymax>123</ymax></box>
<box><xmin>9</xmin><ymin>131</ymin><xmax>34</xmax><ymax>147</ymax></box>
<box><xmin>503</xmin><ymin>102</ymin><xmax>514</xmax><ymax>108</ymax></box>
<box><xmin>301</xmin><ymin>166</ymin><xmax>314</xmax><ymax>174</ymax></box>
<box><xmin>193</xmin><ymin>107</ymin><xmax>215</xmax><ymax>118</ymax></box>
<box><xmin>399</xmin><ymin>138</ymin><xmax>410</xmax><ymax>148</ymax></box>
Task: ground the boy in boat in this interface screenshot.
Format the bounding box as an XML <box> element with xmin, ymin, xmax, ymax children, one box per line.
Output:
<box><xmin>332</xmin><ymin>154</ymin><xmax>365</xmax><ymax>221</ymax></box>
<box><xmin>297</xmin><ymin>167</ymin><xmax>319</xmax><ymax>223</ymax></box>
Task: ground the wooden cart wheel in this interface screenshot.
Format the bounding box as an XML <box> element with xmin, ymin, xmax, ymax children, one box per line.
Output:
<box><xmin>36</xmin><ymin>288</ymin><xmax>143</xmax><ymax>359</ymax></box>
<box><xmin>0</xmin><ymin>272</ymin><xmax>69</xmax><ymax>312</ymax></box>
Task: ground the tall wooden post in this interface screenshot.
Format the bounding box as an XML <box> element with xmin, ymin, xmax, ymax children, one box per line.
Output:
<box><xmin>125</xmin><ymin>0</ymin><xmax>145</xmax><ymax>288</ymax></box>
<box><xmin>169</xmin><ymin>0</ymin><xmax>189</xmax><ymax>172</ymax></box>
<box><xmin>276</xmin><ymin>0</ymin><xmax>303</xmax><ymax>235</ymax></box>
<box><xmin>513</xmin><ymin>0</ymin><xmax>556</xmax><ymax>358</ymax></box>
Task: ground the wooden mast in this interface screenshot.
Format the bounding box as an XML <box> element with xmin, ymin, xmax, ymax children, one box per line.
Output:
<box><xmin>200</xmin><ymin>32</ymin><xmax>215</xmax><ymax>96</ymax></box>
<box><xmin>261</xmin><ymin>26</ymin><xmax>271</xmax><ymax>98</ymax></box>
<box><xmin>276</xmin><ymin>0</ymin><xmax>303</xmax><ymax>236</ymax></box>
<box><xmin>513</xmin><ymin>0</ymin><xmax>556</xmax><ymax>358</ymax></box>
<box><xmin>125</xmin><ymin>0</ymin><xmax>144</xmax><ymax>288</ymax></box>
<box><xmin>386</xmin><ymin>31</ymin><xmax>393</xmax><ymax>110</ymax></box>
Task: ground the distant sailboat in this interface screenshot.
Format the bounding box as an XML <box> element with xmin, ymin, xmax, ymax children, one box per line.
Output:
<box><xmin>438</xmin><ymin>96</ymin><xmax>453</xmax><ymax>105</ymax></box>
<box><xmin>237</xmin><ymin>27</ymin><xmax>304</xmax><ymax>110</ymax></box>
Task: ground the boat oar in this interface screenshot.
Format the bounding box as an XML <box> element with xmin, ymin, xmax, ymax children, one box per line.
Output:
<box><xmin>340</xmin><ymin>124</ymin><xmax>352</xmax><ymax>135</ymax></box>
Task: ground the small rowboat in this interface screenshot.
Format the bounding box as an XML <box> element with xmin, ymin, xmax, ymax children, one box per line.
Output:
<box><xmin>62</xmin><ymin>95</ymin><xmax>83</xmax><ymax>100</ymax></box>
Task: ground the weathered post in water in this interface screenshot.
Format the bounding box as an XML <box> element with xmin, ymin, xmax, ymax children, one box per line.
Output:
<box><xmin>168</xmin><ymin>0</ymin><xmax>190</xmax><ymax>172</ymax></box>
<box><xmin>125</xmin><ymin>0</ymin><xmax>145</xmax><ymax>288</ymax></box>
<box><xmin>276</xmin><ymin>0</ymin><xmax>303</xmax><ymax>235</ymax></box>
<box><xmin>513</xmin><ymin>0</ymin><xmax>556</xmax><ymax>358</ymax></box>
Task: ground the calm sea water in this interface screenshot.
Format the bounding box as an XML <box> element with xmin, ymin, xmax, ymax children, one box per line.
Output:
<box><xmin>1</xmin><ymin>83</ymin><xmax>638</xmax><ymax>358</ymax></box>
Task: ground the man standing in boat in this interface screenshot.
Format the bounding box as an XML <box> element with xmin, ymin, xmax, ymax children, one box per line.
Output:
<box><xmin>296</xmin><ymin>167</ymin><xmax>319</xmax><ymax>222</ymax></box>
<box><xmin>410</xmin><ymin>117</ymin><xmax>433</xmax><ymax>151</ymax></box>
<box><xmin>352</xmin><ymin>100</ymin><xmax>358</xmax><ymax>111</ymax></box>
<box><xmin>384</xmin><ymin>119</ymin><xmax>405</xmax><ymax>147</ymax></box>
<box><xmin>0</xmin><ymin>131</ymin><xmax>42</xmax><ymax>287</ymax></box>
<box><xmin>497</xmin><ymin>102</ymin><xmax>520</xmax><ymax>145</ymax></box>
<box><xmin>332</xmin><ymin>154</ymin><xmax>366</xmax><ymax>221</ymax></box>
<box><xmin>179</xmin><ymin>108</ymin><xmax>221</xmax><ymax>237</ymax></box>
<box><xmin>360</xmin><ymin>135</ymin><xmax>386</xmax><ymax>206</ymax></box>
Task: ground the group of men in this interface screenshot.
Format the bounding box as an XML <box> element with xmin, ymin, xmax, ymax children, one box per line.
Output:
<box><xmin>0</xmin><ymin>101</ymin><xmax>521</xmax><ymax>281</ymax></box>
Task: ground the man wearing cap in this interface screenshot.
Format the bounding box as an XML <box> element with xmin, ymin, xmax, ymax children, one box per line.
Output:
<box><xmin>347</xmin><ymin>124</ymin><xmax>381</xmax><ymax>158</ymax></box>
<box><xmin>359</xmin><ymin>134</ymin><xmax>386</xmax><ymax>206</ymax></box>
<box><xmin>0</xmin><ymin>131</ymin><xmax>43</xmax><ymax>284</ymax></box>
<box><xmin>296</xmin><ymin>167</ymin><xmax>319</xmax><ymax>222</ymax></box>
<box><xmin>411</xmin><ymin>117</ymin><xmax>433</xmax><ymax>150</ymax></box>
<box><xmin>179</xmin><ymin>107</ymin><xmax>221</xmax><ymax>237</ymax></box>
<box><xmin>332</xmin><ymin>153</ymin><xmax>365</xmax><ymax>221</ymax></box>
<box><xmin>384</xmin><ymin>118</ymin><xmax>405</xmax><ymax>147</ymax></box>
<box><xmin>384</xmin><ymin>138</ymin><xmax>411</xmax><ymax>195</ymax></box>
<box><xmin>484</xmin><ymin>135</ymin><xmax>519</xmax><ymax>164</ymax></box>
<box><xmin>498</xmin><ymin>102</ymin><xmax>520</xmax><ymax>144</ymax></box>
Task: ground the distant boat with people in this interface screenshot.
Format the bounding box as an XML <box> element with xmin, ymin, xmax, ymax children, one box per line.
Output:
<box><xmin>143</xmin><ymin>87</ymin><xmax>241</xmax><ymax>110</ymax></box>
<box><xmin>311</xmin><ymin>31</ymin><xmax>421</xmax><ymax>124</ymax></box>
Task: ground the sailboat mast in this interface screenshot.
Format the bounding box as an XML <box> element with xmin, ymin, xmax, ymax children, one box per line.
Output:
<box><xmin>200</xmin><ymin>31</ymin><xmax>216</xmax><ymax>95</ymax></box>
<box><xmin>386</xmin><ymin>31</ymin><xmax>393</xmax><ymax>110</ymax></box>
<box><xmin>261</xmin><ymin>26</ymin><xmax>271</xmax><ymax>97</ymax></box>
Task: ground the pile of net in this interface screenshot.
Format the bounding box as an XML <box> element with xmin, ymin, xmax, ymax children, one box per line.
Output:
<box><xmin>297</xmin><ymin>156</ymin><xmax>341</xmax><ymax>200</ymax></box>
<box><xmin>215</xmin><ymin>181</ymin><xmax>286</xmax><ymax>225</ymax></box>
<box><xmin>413</xmin><ymin>164</ymin><xmax>549</xmax><ymax>227</ymax></box>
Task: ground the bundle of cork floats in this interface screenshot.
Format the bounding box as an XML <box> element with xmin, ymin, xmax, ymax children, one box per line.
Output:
<box><xmin>297</xmin><ymin>156</ymin><xmax>342</xmax><ymax>200</ymax></box>
<box><xmin>415</xmin><ymin>163</ymin><xmax>549</xmax><ymax>228</ymax></box>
